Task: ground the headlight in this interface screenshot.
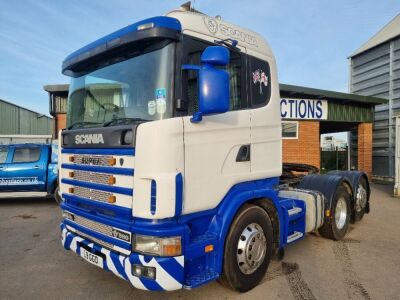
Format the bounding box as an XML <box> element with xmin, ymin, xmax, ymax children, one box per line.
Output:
<box><xmin>133</xmin><ymin>235</ymin><xmax>182</xmax><ymax>256</ymax></box>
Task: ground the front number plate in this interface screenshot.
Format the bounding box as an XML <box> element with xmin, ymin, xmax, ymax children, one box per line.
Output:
<box><xmin>81</xmin><ymin>248</ymin><xmax>103</xmax><ymax>268</ymax></box>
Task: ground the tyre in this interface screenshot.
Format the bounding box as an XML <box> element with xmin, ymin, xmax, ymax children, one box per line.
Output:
<box><xmin>354</xmin><ymin>177</ymin><xmax>368</xmax><ymax>222</ymax></box>
<box><xmin>219</xmin><ymin>204</ymin><xmax>273</xmax><ymax>292</ymax></box>
<box><xmin>319</xmin><ymin>185</ymin><xmax>351</xmax><ymax>240</ymax></box>
<box><xmin>54</xmin><ymin>186</ymin><xmax>63</xmax><ymax>205</ymax></box>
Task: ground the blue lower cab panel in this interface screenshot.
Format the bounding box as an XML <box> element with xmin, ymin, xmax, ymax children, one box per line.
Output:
<box><xmin>61</xmin><ymin>223</ymin><xmax>184</xmax><ymax>291</ymax></box>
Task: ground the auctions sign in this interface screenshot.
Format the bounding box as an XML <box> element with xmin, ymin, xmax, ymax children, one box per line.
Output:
<box><xmin>280</xmin><ymin>98</ymin><xmax>328</xmax><ymax>120</ymax></box>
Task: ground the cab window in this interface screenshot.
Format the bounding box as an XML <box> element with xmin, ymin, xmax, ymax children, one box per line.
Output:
<box><xmin>12</xmin><ymin>147</ymin><xmax>41</xmax><ymax>163</ymax></box>
<box><xmin>0</xmin><ymin>147</ymin><xmax>8</xmax><ymax>164</ymax></box>
<box><xmin>183</xmin><ymin>36</ymin><xmax>246</xmax><ymax>115</ymax></box>
<box><xmin>249</xmin><ymin>56</ymin><xmax>271</xmax><ymax>107</ymax></box>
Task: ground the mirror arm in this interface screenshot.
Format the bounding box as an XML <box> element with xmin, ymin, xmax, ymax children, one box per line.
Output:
<box><xmin>182</xmin><ymin>64</ymin><xmax>201</xmax><ymax>71</ymax></box>
<box><xmin>190</xmin><ymin>112</ymin><xmax>203</xmax><ymax>123</ymax></box>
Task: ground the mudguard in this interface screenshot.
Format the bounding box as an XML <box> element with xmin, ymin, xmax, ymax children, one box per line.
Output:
<box><xmin>326</xmin><ymin>170</ymin><xmax>370</xmax><ymax>214</ymax></box>
<box><xmin>298</xmin><ymin>174</ymin><xmax>352</xmax><ymax>213</ymax></box>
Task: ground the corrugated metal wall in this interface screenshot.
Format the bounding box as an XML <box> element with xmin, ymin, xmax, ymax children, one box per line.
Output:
<box><xmin>0</xmin><ymin>100</ymin><xmax>53</xmax><ymax>135</ymax></box>
<box><xmin>350</xmin><ymin>36</ymin><xmax>400</xmax><ymax>178</ymax></box>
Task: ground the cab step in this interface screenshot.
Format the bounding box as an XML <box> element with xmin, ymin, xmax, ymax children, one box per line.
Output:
<box><xmin>287</xmin><ymin>231</ymin><xmax>304</xmax><ymax>243</ymax></box>
<box><xmin>288</xmin><ymin>206</ymin><xmax>302</xmax><ymax>216</ymax></box>
<box><xmin>184</xmin><ymin>269</ymin><xmax>219</xmax><ymax>289</ymax></box>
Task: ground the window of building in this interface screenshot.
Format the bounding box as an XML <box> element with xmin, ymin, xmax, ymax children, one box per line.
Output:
<box><xmin>183</xmin><ymin>36</ymin><xmax>246</xmax><ymax>115</ymax></box>
<box><xmin>0</xmin><ymin>147</ymin><xmax>8</xmax><ymax>163</ymax></box>
<box><xmin>249</xmin><ymin>56</ymin><xmax>271</xmax><ymax>107</ymax></box>
<box><xmin>282</xmin><ymin>121</ymin><xmax>298</xmax><ymax>139</ymax></box>
<box><xmin>12</xmin><ymin>147</ymin><xmax>41</xmax><ymax>163</ymax></box>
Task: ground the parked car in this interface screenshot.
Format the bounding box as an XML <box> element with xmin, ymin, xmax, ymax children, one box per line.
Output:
<box><xmin>0</xmin><ymin>143</ymin><xmax>58</xmax><ymax>201</ymax></box>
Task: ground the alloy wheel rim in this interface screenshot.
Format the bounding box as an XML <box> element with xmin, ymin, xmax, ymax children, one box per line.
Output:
<box><xmin>236</xmin><ymin>223</ymin><xmax>267</xmax><ymax>274</ymax></box>
<box><xmin>335</xmin><ymin>197</ymin><xmax>348</xmax><ymax>230</ymax></box>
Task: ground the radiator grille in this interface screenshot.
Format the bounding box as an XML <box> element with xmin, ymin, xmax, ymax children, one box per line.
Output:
<box><xmin>75</xmin><ymin>229</ymin><xmax>114</xmax><ymax>250</ymax></box>
<box><xmin>73</xmin><ymin>170</ymin><xmax>112</xmax><ymax>185</ymax></box>
<box><xmin>73</xmin><ymin>186</ymin><xmax>112</xmax><ymax>202</ymax></box>
<box><xmin>73</xmin><ymin>215</ymin><xmax>114</xmax><ymax>237</ymax></box>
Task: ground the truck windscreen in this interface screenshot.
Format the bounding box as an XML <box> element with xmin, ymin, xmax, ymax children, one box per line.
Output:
<box><xmin>66</xmin><ymin>41</ymin><xmax>175</xmax><ymax>129</ymax></box>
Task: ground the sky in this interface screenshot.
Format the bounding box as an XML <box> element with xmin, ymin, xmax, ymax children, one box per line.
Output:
<box><xmin>0</xmin><ymin>0</ymin><xmax>399</xmax><ymax>117</ymax></box>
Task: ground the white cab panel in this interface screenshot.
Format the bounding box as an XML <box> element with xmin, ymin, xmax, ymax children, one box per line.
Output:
<box><xmin>133</xmin><ymin>118</ymin><xmax>184</xmax><ymax>219</ymax></box>
<box><xmin>183</xmin><ymin>110</ymin><xmax>250</xmax><ymax>214</ymax></box>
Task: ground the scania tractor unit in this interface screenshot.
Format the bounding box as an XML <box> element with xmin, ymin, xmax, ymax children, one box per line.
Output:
<box><xmin>59</xmin><ymin>5</ymin><xmax>370</xmax><ymax>292</ymax></box>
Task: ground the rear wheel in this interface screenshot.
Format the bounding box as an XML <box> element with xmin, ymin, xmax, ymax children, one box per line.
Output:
<box><xmin>319</xmin><ymin>185</ymin><xmax>351</xmax><ymax>240</ymax></box>
<box><xmin>219</xmin><ymin>204</ymin><xmax>273</xmax><ymax>292</ymax></box>
<box><xmin>354</xmin><ymin>177</ymin><xmax>368</xmax><ymax>221</ymax></box>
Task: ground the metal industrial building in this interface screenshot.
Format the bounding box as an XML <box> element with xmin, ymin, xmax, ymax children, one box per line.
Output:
<box><xmin>349</xmin><ymin>14</ymin><xmax>400</xmax><ymax>181</ymax></box>
<box><xmin>0</xmin><ymin>99</ymin><xmax>53</xmax><ymax>144</ymax></box>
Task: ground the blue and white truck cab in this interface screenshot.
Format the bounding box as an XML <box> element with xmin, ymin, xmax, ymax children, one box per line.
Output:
<box><xmin>0</xmin><ymin>143</ymin><xmax>58</xmax><ymax>198</ymax></box>
<box><xmin>59</xmin><ymin>4</ymin><xmax>370</xmax><ymax>292</ymax></box>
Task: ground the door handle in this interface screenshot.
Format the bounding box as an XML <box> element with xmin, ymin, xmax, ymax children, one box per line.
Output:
<box><xmin>236</xmin><ymin>145</ymin><xmax>251</xmax><ymax>162</ymax></box>
<box><xmin>33</xmin><ymin>165</ymin><xmax>40</xmax><ymax>169</ymax></box>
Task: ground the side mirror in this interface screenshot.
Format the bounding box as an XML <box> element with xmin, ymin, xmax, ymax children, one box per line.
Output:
<box><xmin>183</xmin><ymin>46</ymin><xmax>230</xmax><ymax>123</ymax></box>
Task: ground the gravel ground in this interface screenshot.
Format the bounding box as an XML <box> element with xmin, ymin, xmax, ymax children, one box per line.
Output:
<box><xmin>0</xmin><ymin>183</ymin><xmax>399</xmax><ymax>300</ymax></box>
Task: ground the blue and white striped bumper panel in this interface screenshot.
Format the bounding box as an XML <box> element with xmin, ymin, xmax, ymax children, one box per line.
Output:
<box><xmin>61</xmin><ymin>224</ymin><xmax>184</xmax><ymax>291</ymax></box>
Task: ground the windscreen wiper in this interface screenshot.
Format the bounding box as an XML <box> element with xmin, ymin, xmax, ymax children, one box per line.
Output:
<box><xmin>68</xmin><ymin>121</ymin><xmax>102</xmax><ymax>130</ymax></box>
<box><xmin>103</xmin><ymin>117</ymin><xmax>150</xmax><ymax>127</ymax></box>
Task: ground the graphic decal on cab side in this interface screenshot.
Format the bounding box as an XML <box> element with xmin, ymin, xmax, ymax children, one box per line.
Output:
<box><xmin>252</xmin><ymin>69</ymin><xmax>268</xmax><ymax>95</ymax></box>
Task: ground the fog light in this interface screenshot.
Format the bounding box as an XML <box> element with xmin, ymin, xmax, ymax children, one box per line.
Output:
<box><xmin>132</xmin><ymin>264</ymin><xmax>156</xmax><ymax>279</ymax></box>
<box><xmin>133</xmin><ymin>265</ymin><xmax>142</xmax><ymax>277</ymax></box>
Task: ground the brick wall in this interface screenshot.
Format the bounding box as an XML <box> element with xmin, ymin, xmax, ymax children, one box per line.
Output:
<box><xmin>358</xmin><ymin>123</ymin><xmax>372</xmax><ymax>178</ymax></box>
<box><xmin>283</xmin><ymin>121</ymin><xmax>320</xmax><ymax>169</ymax></box>
<box><xmin>54</xmin><ymin>113</ymin><xmax>66</xmax><ymax>139</ymax></box>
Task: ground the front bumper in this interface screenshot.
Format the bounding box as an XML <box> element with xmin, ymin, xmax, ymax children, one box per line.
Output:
<box><xmin>60</xmin><ymin>223</ymin><xmax>185</xmax><ymax>291</ymax></box>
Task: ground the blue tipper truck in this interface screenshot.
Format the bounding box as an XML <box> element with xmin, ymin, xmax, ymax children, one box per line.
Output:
<box><xmin>58</xmin><ymin>4</ymin><xmax>370</xmax><ymax>292</ymax></box>
<box><xmin>0</xmin><ymin>143</ymin><xmax>58</xmax><ymax>199</ymax></box>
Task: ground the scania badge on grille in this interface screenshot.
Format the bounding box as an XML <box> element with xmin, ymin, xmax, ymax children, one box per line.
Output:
<box><xmin>75</xmin><ymin>133</ymin><xmax>104</xmax><ymax>145</ymax></box>
<box><xmin>111</xmin><ymin>228</ymin><xmax>131</xmax><ymax>242</ymax></box>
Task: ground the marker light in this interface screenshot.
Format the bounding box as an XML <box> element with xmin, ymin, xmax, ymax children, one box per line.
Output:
<box><xmin>205</xmin><ymin>245</ymin><xmax>214</xmax><ymax>253</ymax></box>
<box><xmin>137</xmin><ymin>22</ymin><xmax>154</xmax><ymax>31</ymax></box>
<box><xmin>108</xmin><ymin>176</ymin><xmax>116</xmax><ymax>185</ymax></box>
<box><xmin>108</xmin><ymin>195</ymin><xmax>116</xmax><ymax>203</ymax></box>
<box><xmin>108</xmin><ymin>158</ymin><xmax>116</xmax><ymax>166</ymax></box>
<box><xmin>133</xmin><ymin>235</ymin><xmax>182</xmax><ymax>257</ymax></box>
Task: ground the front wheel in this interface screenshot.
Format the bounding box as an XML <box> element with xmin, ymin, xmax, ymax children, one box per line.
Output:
<box><xmin>219</xmin><ymin>204</ymin><xmax>273</xmax><ymax>292</ymax></box>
